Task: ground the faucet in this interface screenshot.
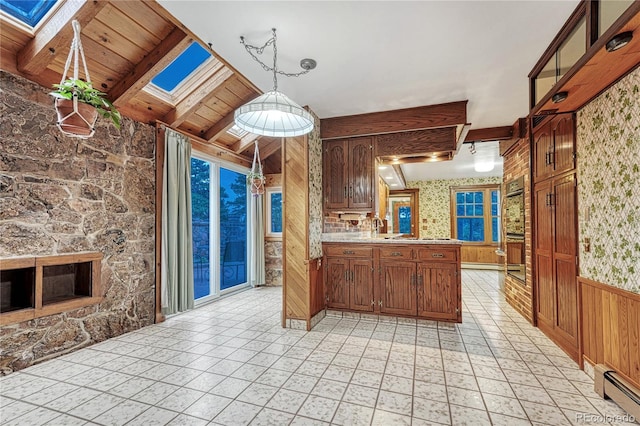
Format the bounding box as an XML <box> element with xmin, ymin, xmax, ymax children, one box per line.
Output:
<box><xmin>371</xmin><ymin>216</ymin><xmax>384</xmax><ymax>237</ymax></box>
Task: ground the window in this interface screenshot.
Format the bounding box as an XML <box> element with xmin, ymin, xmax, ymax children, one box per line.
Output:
<box><xmin>191</xmin><ymin>156</ymin><xmax>250</xmax><ymax>303</ymax></box>
<box><xmin>451</xmin><ymin>185</ymin><xmax>500</xmax><ymax>244</ymax></box>
<box><xmin>0</xmin><ymin>0</ymin><xmax>57</xmax><ymax>27</ymax></box>
<box><xmin>265</xmin><ymin>187</ymin><xmax>282</xmax><ymax>238</ymax></box>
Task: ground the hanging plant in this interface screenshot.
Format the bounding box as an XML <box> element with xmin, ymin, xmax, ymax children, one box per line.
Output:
<box><xmin>248</xmin><ymin>141</ymin><xmax>265</xmax><ymax>196</ymax></box>
<box><xmin>49</xmin><ymin>20</ymin><xmax>121</xmax><ymax>138</ymax></box>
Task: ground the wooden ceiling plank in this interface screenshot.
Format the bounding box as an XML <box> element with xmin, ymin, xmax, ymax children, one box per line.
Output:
<box><xmin>110</xmin><ymin>1</ymin><xmax>173</xmax><ymax>42</ymax></box>
<box><xmin>204</xmin><ymin>110</ymin><xmax>236</xmax><ymax>142</ymax></box>
<box><xmin>464</xmin><ymin>126</ymin><xmax>513</xmax><ymax>143</ymax></box>
<box><xmin>95</xmin><ymin>4</ymin><xmax>161</xmax><ymax>51</ymax></box>
<box><xmin>375</xmin><ymin>127</ymin><xmax>457</xmax><ymax>157</ymax></box>
<box><xmin>110</xmin><ymin>27</ymin><xmax>191</xmax><ymax>108</ymax></box>
<box><xmin>320</xmin><ymin>100</ymin><xmax>468</xmax><ymax>139</ymax></box>
<box><xmin>17</xmin><ymin>0</ymin><xmax>109</xmax><ymax>76</ymax></box>
<box><xmin>232</xmin><ymin>133</ymin><xmax>262</xmax><ymax>154</ymax></box>
<box><xmin>164</xmin><ymin>65</ymin><xmax>234</xmax><ymax>127</ymax></box>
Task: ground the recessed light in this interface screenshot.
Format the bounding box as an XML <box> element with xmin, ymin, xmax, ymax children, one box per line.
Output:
<box><xmin>552</xmin><ymin>91</ymin><xmax>568</xmax><ymax>103</ymax></box>
<box><xmin>378</xmin><ymin>165</ymin><xmax>388</xmax><ymax>170</ymax></box>
<box><xmin>390</xmin><ymin>183</ymin><xmax>399</xmax><ymax>187</ymax></box>
<box><xmin>606</xmin><ymin>31</ymin><xmax>633</xmax><ymax>52</ymax></box>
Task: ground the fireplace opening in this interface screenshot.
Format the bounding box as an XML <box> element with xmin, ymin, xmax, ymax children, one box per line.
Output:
<box><xmin>0</xmin><ymin>267</ymin><xmax>35</xmax><ymax>313</ymax></box>
<box><xmin>42</xmin><ymin>261</ymin><xmax>92</xmax><ymax>305</ymax></box>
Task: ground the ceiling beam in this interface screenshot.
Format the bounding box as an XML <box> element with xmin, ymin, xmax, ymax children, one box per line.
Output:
<box><xmin>17</xmin><ymin>0</ymin><xmax>109</xmax><ymax>76</ymax></box>
<box><xmin>204</xmin><ymin>110</ymin><xmax>236</xmax><ymax>142</ymax></box>
<box><xmin>392</xmin><ymin>165</ymin><xmax>407</xmax><ymax>188</ymax></box>
<box><xmin>375</xmin><ymin>127</ymin><xmax>457</xmax><ymax>157</ymax></box>
<box><xmin>320</xmin><ymin>101</ymin><xmax>467</xmax><ymax>139</ymax></box>
<box><xmin>464</xmin><ymin>126</ymin><xmax>513</xmax><ymax>143</ymax></box>
<box><xmin>260</xmin><ymin>138</ymin><xmax>283</xmax><ymax>160</ymax></box>
<box><xmin>111</xmin><ymin>27</ymin><xmax>191</xmax><ymax>108</ymax></box>
<box><xmin>232</xmin><ymin>133</ymin><xmax>261</xmax><ymax>154</ymax></box>
<box><xmin>379</xmin><ymin>154</ymin><xmax>453</xmax><ymax>165</ymax></box>
<box><xmin>163</xmin><ymin>64</ymin><xmax>234</xmax><ymax>127</ymax></box>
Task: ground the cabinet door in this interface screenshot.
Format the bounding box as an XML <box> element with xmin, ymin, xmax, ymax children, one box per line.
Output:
<box><xmin>380</xmin><ymin>261</ymin><xmax>416</xmax><ymax>316</ymax></box>
<box><xmin>533</xmin><ymin>120</ymin><xmax>553</xmax><ymax>181</ymax></box>
<box><xmin>324</xmin><ymin>140</ymin><xmax>349</xmax><ymax>210</ymax></box>
<box><xmin>552</xmin><ymin>174</ymin><xmax>579</xmax><ymax>352</ymax></box>
<box><xmin>534</xmin><ymin>181</ymin><xmax>555</xmax><ymax>330</ymax></box>
<box><xmin>552</xmin><ymin>114</ymin><xmax>575</xmax><ymax>176</ymax></box>
<box><xmin>417</xmin><ymin>263</ymin><xmax>459</xmax><ymax>321</ymax></box>
<box><xmin>325</xmin><ymin>257</ymin><xmax>349</xmax><ymax>309</ymax></box>
<box><xmin>348</xmin><ymin>138</ymin><xmax>374</xmax><ymax>209</ymax></box>
<box><xmin>350</xmin><ymin>259</ymin><xmax>374</xmax><ymax>312</ymax></box>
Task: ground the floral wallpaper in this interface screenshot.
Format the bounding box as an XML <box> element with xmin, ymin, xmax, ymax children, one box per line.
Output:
<box><xmin>407</xmin><ymin>176</ymin><xmax>502</xmax><ymax>239</ymax></box>
<box><xmin>307</xmin><ymin>109</ymin><xmax>323</xmax><ymax>260</ymax></box>
<box><xmin>576</xmin><ymin>67</ymin><xmax>640</xmax><ymax>294</ymax></box>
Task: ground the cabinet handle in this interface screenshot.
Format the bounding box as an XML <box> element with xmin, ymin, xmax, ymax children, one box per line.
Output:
<box><xmin>351</xmin><ymin>270</ymin><xmax>354</xmax><ymax>281</ymax></box>
<box><xmin>378</xmin><ymin>300</ymin><xmax>383</xmax><ymax>307</ymax></box>
<box><xmin>545</xmin><ymin>151</ymin><xmax>550</xmax><ymax>165</ymax></box>
<box><xmin>390</xmin><ymin>252</ymin><xmax>402</xmax><ymax>257</ymax></box>
<box><xmin>344</xmin><ymin>186</ymin><xmax>347</xmax><ymax>198</ymax></box>
<box><xmin>549</xmin><ymin>151</ymin><xmax>555</xmax><ymax>166</ymax></box>
<box><xmin>343</xmin><ymin>250</ymin><xmax>355</xmax><ymax>255</ymax></box>
<box><xmin>371</xmin><ymin>300</ymin><xmax>375</xmax><ymax>306</ymax></box>
<box><xmin>349</xmin><ymin>187</ymin><xmax>353</xmax><ymax>198</ymax></box>
<box><xmin>345</xmin><ymin>270</ymin><xmax>349</xmax><ymax>282</ymax></box>
<box><xmin>431</xmin><ymin>253</ymin><xmax>444</xmax><ymax>258</ymax></box>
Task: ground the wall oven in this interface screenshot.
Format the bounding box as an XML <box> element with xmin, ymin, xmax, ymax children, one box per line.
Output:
<box><xmin>505</xmin><ymin>177</ymin><xmax>525</xmax><ymax>281</ymax></box>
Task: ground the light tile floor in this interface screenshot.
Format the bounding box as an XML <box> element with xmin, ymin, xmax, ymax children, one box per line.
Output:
<box><xmin>1</xmin><ymin>270</ymin><xmax>636</xmax><ymax>425</ymax></box>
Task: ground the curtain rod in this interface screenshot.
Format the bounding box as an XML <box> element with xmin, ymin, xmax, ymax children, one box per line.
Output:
<box><xmin>155</xmin><ymin>120</ymin><xmax>251</xmax><ymax>166</ymax></box>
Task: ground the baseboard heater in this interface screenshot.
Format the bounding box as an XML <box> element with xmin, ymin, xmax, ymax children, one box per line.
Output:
<box><xmin>594</xmin><ymin>364</ymin><xmax>640</xmax><ymax>421</ymax></box>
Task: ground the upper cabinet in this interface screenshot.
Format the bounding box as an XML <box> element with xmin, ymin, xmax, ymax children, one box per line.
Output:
<box><xmin>323</xmin><ymin>137</ymin><xmax>375</xmax><ymax>211</ymax></box>
<box><xmin>533</xmin><ymin>113</ymin><xmax>576</xmax><ymax>181</ymax></box>
<box><xmin>529</xmin><ymin>1</ymin><xmax>639</xmax><ymax>114</ymax></box>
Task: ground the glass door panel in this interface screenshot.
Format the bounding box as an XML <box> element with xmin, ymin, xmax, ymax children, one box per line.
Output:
<box><xmin>219</xmin><ymin>167</ymin><xmax>248</xmax><ymax>291</ymax></box>
<box><xmin>191</xmin><ymin>158</ymin><xmax>212</xmax><ymax>300</ymax></box>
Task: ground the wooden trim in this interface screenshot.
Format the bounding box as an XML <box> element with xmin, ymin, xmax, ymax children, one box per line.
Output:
<box><xmin>34</xmin><ymin>265</ymin><xmax>43</xmax><ymax>310</ymax></box>
<box><xmin>281</xmin><ymin>137</ymin><xmax>288</xmax><ymax>328</ymax></box>
<box><xmin>111</xmin><ymin>27</ymin><xmax>192</xmax><ymax>107</ymax></box>
<box><xmin>155</xmin><ymin>124</ymin><xmax>165</xmax><ymax>324</ymax></box>
<box><xmin>39</xmin><ymin>296</ymin><xmax>103</xmax><ymax>317</ymax></box>
<box><xmin>392</xmin><ymin>165</ymin><xmax>406</xmax><ymax>188</ymax></box>
<box><xmin>389</xmin><ymin>189</ymin><xmax>419</xmax><ymax>237</ymax></box>
<box><xmin>157</xmin><ymin>120</ymin><xmax>251</xmax><ymax>168</ymax></box>
<box><xmin>374</xmin><ymin>128</ymin><xmax>457</xmax><ymax>157</ymax></box>
<box><xmin>17</xmin><ymin>0</ymin><xmax>109</xmax><ymax>75</ymax></box>
<box><xmin>0</xmin><ymin>309</ymin><xmax>35</xmax><ymax>326</ymax></box>
<box><xmin>320</xmin><ymin>101</ymin><xmax>468</xmax><ymax>140</ymax></box>
<box><xmin>0</xmin><ymin>257</ymin><xmax>35</xmax><ymax>269</ymax></box>
<box><xmin>464</xmin><ymin>126</ymin><xmax>513</xmax><ymax>143</ymax></box>
<box><xmin>35</xmin><ymin>252</ymin><xmax>101</xmax><ymax>266</ymax></box>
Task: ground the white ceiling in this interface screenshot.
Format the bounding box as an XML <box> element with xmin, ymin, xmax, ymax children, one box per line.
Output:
<box><xmin>159</xmin><ymin>0</ymin><xmax>579</xmax><ymax>180</ymax></box>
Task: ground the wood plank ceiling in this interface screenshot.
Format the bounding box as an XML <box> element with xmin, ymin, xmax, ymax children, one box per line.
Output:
<box><xmin>0</xmin><ymin>0</ymin><xmax>281</xmax><ymax>171</ymax></box>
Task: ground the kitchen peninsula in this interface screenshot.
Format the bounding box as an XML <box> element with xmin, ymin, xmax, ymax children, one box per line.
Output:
<box><xmin>322</xmin><ymin>234</ymin><xmax>462</xmax><ymax>322</ymax></box>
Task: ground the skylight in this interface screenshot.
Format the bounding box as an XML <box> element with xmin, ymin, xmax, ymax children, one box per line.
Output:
<box><xmin>151</xmin><ymin>42</ymin><xmax>211</xmax><ymax>92</ymax></box>
<box><xmin>227</xmin><ymin>124</ymin><xmax>249</xmax><ymax>138</ymax></box>
<box><xmin>0</xmin><ymin>0</ymin><xmax>57</xmax><ymax>27</ymax></box>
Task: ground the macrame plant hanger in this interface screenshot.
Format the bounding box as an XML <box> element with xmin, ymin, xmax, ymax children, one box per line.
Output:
<box><xmin>250</xmin><ymin>141</ymin><xmax>265</xmax><ymax>196</ymax></box>
<box><xmin>55</xmin><ymin>20</ymin><xmax>97</xmax><ymax>138</ymax></box>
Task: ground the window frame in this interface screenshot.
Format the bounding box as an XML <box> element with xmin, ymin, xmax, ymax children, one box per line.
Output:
<box><xmin>265</xmin><ymin>186</ymin><xmax>283</xmax><ymax>240</ymax></box>
<box><xmin>450</xmin><ymin>184</ymin><xmax>501</xmax><ymax>245</ymax></box>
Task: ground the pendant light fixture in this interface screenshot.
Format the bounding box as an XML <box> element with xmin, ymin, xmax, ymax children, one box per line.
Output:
<box><xmin>234</xmin><ymin>28</ymin><xmax>316</xmax><ymax>137</ymax></box>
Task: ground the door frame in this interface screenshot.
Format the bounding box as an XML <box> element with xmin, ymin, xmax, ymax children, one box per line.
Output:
<box><xmin>388</xmin><ymin>189</ymin><xmax>419</xmax><ymax>237</ymax></box>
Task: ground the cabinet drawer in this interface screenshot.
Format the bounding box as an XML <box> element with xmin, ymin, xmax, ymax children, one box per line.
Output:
<box><xmin>379</xmin><ymin>247</ymin><xmax>414</xmax><ymax>260</ymax></box>
<box><xmin>417</xmin><ymin>248</ymin><xmax>457</xmax><ymax>262</ymax></box>
<box><xmin>324</xmin><ymin>246</ymin><xmax>373</xmax><ymax>258</ymax></box>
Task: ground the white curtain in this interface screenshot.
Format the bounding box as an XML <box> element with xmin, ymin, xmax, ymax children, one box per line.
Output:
<box><xmin>248</xmin><ymin>194</ymin><xmax>266</xmax><ymax>287</ymax></box>
<box><xmin>161</xmin><ymin>129</ymin><xmax>194</xmax><ymax>315</ymax></box>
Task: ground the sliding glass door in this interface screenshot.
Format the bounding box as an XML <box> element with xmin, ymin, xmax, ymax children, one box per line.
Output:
<box><xmin>191</xmin><ymin>156</ymin><xmax>249</xmax><ymax>304</ymax></box>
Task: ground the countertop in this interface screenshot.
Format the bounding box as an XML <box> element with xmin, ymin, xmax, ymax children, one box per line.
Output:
<box><xmin>321</xmin><ymin>232</ymin><xmax>463</xmax><ymax>245</ymax></box>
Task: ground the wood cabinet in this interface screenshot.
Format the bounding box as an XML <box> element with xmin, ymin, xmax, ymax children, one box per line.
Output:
<box><xmin>532</xmin><ymin>112</ymin><xmax>579</xmax><ymax>362</ymax></box>
<box><xmin>323</xmin><ymin>137</ymin><xmax>375</xmax><ymax>211</ymax></box>
<box><xmin>533</xmin><ymin>113</ymin><xmax>575</xmax><ymax>181</ymax></box>
<box><xmin>323</xmin><ymin>243</ymin><xmax>461</xmax><ymax>322</ymax></box>
<box><xmin>325</xmin><ymin>246</ymin><xmax>374</xmax><ymax>312</ymax></box>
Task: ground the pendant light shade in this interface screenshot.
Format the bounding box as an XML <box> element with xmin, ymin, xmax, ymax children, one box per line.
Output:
<box><xmin>234</xmin><ymin>90</ymin><xmax>314</xmax><ymax>137</ymax></box>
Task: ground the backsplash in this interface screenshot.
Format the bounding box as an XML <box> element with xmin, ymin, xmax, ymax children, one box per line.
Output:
<box><xmin>576</xmin><ymin>67</ymin><xmax>640</xmax><ymax>294</ymax></box>
<box><xmin>407</xmin><ymin>176</ymin><xmax>502</xmax><ymax>238</ymax></box>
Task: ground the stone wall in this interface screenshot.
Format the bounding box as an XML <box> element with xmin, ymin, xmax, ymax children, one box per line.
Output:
<box><xmin>265</xmin><ymin>241</ymin><xmax>282</xmax><ymax>286</ymax></box>
<box><xmin>0</xmin><ymin>71</ymin><xmax>156</xmax><ymax>374</ymax></box>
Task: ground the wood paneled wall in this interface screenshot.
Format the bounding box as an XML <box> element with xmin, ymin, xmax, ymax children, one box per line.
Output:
<box><xmin>461</xmin><ymin>245</ymin><xmax>501</xmax><ymax>265</ymax></box>
<box><xmin>282</xmin><ymin>135</ymin><xmax>310</xmax><ymax>324</ymax></box>
<box><xmin>580</xmin><ymin>277</ymin><xmax>640</xmax><ymax>389</ymax></box>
